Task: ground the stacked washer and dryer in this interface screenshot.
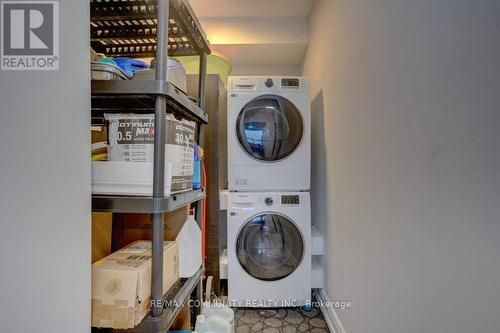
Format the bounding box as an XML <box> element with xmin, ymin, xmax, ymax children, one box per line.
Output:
<box><xmin>227</xmin><ymin>76</ymin><xmax>312</xmax><ymax>307</ymax></box>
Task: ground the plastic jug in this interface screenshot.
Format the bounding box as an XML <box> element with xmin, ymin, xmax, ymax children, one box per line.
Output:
<box><xmin>195</xmin><ymin>314</ymin><xmax>207</xmax><ymax>332</ymax></box>
<box><xmin>195</xmin><ymin>313</ymin><xmax>230</xmax><ymax>333</ymax></box>
<box><xmin>201</xmin><ymin>302</ymin><xmax>234</xmax><ymax>333</ymax></box>
<box><xmin>206</xmin><ymin>316</ymin><xmax>231</xmax><ymax>333</ymax></box>
<box><xmin>176</xmin><ymin>215</ymin><xmax>202</xmax><ymax>278</ymax></box>
<box><xmin>202</xmin><ymin>302</ymin><xmax>234</xmax><ymax>327</ymax></box>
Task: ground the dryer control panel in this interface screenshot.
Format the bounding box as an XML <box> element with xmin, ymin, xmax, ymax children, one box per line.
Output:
<box><xmin>281</xmin><ymin>78</ymin><xmax>300</xmax><ymax>88</ymax></box>
<box><xmin>281</xmin><ymin>195</ymin><xmax>300</xmax><ymax>205</ymax></box>
<box><xmin>228</xmin><ymin>76</ymin><xmax>310</xmax><ymax>94</ymax></box>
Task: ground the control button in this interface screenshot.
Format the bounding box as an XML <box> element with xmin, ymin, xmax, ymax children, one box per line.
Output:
<box><xmin>265</xmin><ymin>197</ymin><xmax>274</xmax><ymax>206</ymax></box>
<box><xmin>265</xmin><ymin>78</ymin><xmax>274</xmax><ymax>88</ymax></box>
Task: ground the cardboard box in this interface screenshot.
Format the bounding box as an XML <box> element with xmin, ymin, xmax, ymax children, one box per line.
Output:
<box><xmin>112</xmin><ymin>207</ymin><xmax>189</xmax><ymax>250</ymax></box>
<box><xmin>92</xmin><ymin>212</ymin><xmax>112</xmax><ymax>263</ymax></box>
<box><xmin>92</xmin><ymin>241</ymin><xmax>180</xmax><ymax>329</ymax></box>
<box><xmin>170</xmin><ymin>305</ymin><xmax>191</xmax><ymax>330</ymax></box>
<box><xmin>91</xmin><ymin>125</ymin><xmax>108</xmax><ymax>161</ymax></box>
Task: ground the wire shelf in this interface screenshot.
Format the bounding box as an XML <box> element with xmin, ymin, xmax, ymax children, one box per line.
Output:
<box><xmin>90</xmin><ymin>0</ymin><xmax>210</xmax><ymax>57</ymax></box>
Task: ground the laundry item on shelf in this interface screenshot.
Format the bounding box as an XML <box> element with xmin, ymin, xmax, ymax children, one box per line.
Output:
<box><xmin>113</xmin><ymin>57</ymin><xmax>150</xmax><ymax>77</ymax></box>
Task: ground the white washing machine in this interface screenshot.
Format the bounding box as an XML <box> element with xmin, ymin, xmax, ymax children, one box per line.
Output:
<box><xmin>227</xmin><ymin>192</ymin><xmax>311</xmax><ymax>307</ymax></box>
<box><xmin>228</xmin><ymin>76</ymin><xmax>311</xmax><ymax>191</ymax></box>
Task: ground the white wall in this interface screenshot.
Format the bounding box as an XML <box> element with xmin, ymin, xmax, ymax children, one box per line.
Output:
<box><xmin>231</xmin><ymin>64</ymin><xmax>302</xmax><ymax>76</ymax></box>
<box><xmin>0</xmin><ymin>2</ymin><xmax>91</xmax><ymax>333</ymax></box>
<box><xmin>303</xmin><ymin>1</ymin><xmax>500</xmax><ymax>332</ymax></box>
<box><xmin>197</xmin><ymin>17</ymin><xmax>308</xmax><ymax>76</ymax></box>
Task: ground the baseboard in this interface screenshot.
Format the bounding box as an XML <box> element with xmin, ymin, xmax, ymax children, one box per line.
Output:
<box><xmin>313</xmin><ymin>288</ymin><xmax>346</xmax><ymax>333</ymax></box>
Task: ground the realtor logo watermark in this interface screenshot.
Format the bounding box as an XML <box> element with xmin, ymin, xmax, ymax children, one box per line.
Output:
<box><xmin>1</xmin><ymin>1</ymin><xmax>59</xmax><ymax>70</ymax></box>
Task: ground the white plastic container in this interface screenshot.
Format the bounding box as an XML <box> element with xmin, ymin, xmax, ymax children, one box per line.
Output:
<box><xmin>206</xmin><ymin>316</ymin><xmax>231</xmax><ymax>333</ymax></box>
<box><xmin>195</xmin><ymin>314</ymin><xmax>208</xmax><ymax>333</ymax></box>
<box><xmin>202</xmin><ymin>302</ymin><xmax>235</xmax><ymax>333</ymax></box>
<box><xmin>133</xmin><ymin>58</ymin><xmax>187</xmax><ymax>93</ymax></box>
<box><xmin>176</xmin><ymin>215</ymin><xmax>202</xmax><ymax>278</ymax></box>
<box><xmin>196</xmin><ymin>314</ymin><xmax>231</xmax><ymax>333</ymax></box>
<box><xmin>104</xmin><ymin>113</ymin><xmax>195</xmax><ymax>193</ymax></box>
<box><xmin>92</xmin><ymin>161</ymin><xmax>172</xmax><ymax>196</ymax></box>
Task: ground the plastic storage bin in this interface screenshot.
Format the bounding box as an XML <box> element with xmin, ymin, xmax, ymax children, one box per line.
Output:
<box><xmin>91</xmin><ymin>62</ymin><xmax>130</xmax><ymax>80</ymax></box>
<box><xmin>133</xmin><ymin>58</ymin><xmax>187</xmax><ymax>92</ymax></box>
<box><xmin>202</xmin><ymin>302</ymin><xmax>235</xmax><ymax>329</ymax></box>
<box><xmin>104</xmin><ymin>113</ymin><xmax>195</xmax><ymax>194</ymax></box>
<box><xmin>92</xmin><ymin>161</ymin><xmax>173</xmax><ymax>196</ymax></box>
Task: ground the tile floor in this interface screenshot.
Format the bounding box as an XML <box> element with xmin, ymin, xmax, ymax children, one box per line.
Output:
<box><xmin>234</xmin><ymin>307</ymin><xmax>330</xmax><ymax>333</ymax></box>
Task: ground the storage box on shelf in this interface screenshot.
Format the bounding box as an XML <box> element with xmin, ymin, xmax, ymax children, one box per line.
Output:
<box><xmin>92</xmin><ymin>241</ymin><xmax>180</xmax><ymax>329</ymax></box>
<box><xmin>112</xmin><ymin>210</ymin><xmax>202</xmax><ymax>279</ymax></box>
<box><xmin>93</xmin><ymin>112</ymin><xmax>197</xmax><ymax>197</ymax></box>
<box><xmin>124</xmin><ymin>267</ymin><xmax>204</xmax><ymax>333</ymax></box>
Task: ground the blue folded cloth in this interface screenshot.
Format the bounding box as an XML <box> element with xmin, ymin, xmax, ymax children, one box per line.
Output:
<box><xmin>112</xmin><ymin>57</ymin><xmax>149</xmax><ymax>77</ymax></box>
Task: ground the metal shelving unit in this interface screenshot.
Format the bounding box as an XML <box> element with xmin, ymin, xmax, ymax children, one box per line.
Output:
<box><xmin>90</xmin><ymin>0</ymin><xmax>210</xmax><ymax>331</ymax></box>
<box><xmin>92</xmin><ymin>188</ymin><xmax>206</xmax><ymax>214</ymax></box>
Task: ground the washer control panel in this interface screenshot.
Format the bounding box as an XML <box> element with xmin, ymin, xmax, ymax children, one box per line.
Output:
<box><xmin>228</xmin><ymin>193</ymin><xmax>307</xmax><ymax>210</ymax></box>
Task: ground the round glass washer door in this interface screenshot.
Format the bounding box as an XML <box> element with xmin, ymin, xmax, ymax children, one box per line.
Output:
<box><xmin>236</xmin><ymin>95</ymin><xmax>303</xmax><ymax>162</ymax></box>
<box><xmin>236</xmin><ymin>213</ymin><xmax>304</xmax><ymax>281</ymax></box>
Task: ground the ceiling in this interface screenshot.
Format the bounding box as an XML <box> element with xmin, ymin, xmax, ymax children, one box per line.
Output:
<box><xmin>189</xmin><ymin>0</ymin><xmax>314</xmax><ymax>18</ymax></box>
<box><xmin>188</xmin><ymin>0</ymin><xmax>313</xmax><ymax>74</ymax></box>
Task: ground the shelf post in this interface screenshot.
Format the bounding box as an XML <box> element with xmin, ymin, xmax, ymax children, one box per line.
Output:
<box><xmin>195</xmin><ymin>51</ymin><xmax>207</xmax><ymax>223</ymax></box>
<box><xmin>194</xmin><ymin>51</ymin><xmax>207</xmax><ymax>235</ymax></box>
<box><xmin>151</xmin><ymin>0</ymin><xmax>170</xmax><ymax>318</ymax></box>
<box><xmin>198</xmin><ymin>51</ymin><xmax>207</xmax><ymax>110</ymax></box>
<box><xmin>194</xmin><ymin>50</ymin><xmax>208</xmax><ymax>313</ymax></box>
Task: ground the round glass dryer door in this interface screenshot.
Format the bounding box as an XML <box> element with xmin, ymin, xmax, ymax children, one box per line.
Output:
<box><xmin>236</xmin><ymin>95</ymin><xmax>303</xmax><ymax>162</ymax></box>
<box><xmin>236</xmin><ymin>213</ymin><xmax>304</xmax><ymax>281</ymax></box>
